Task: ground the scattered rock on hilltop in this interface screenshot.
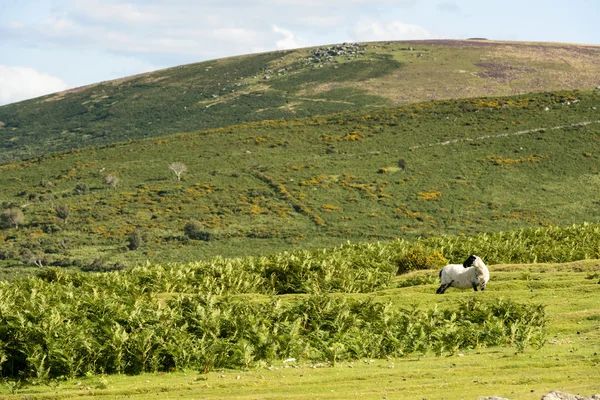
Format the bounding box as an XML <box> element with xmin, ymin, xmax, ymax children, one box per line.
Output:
<box><xmin>541</xmin><ymin>391</ymin><xmax>600</xmax><ymax>400</ymax></box>
<box><xmin>478</xmin><ymin>392</ymin><xmax>600</xmax><ymax>400</ymax></box>
<box><xmin>477</xmin><ymin>397</ymin><xmax>509</xmax><ymax>400</ymax></box>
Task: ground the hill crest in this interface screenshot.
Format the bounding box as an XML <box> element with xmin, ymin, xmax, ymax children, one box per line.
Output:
<box><xmin>2</xmin><ymin>39</ymin><xmax>600</xmax><ymax>163</ymax></box>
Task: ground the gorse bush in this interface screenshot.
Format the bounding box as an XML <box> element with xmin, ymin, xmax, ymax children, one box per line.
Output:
<box><xmin>396</xmin><ymin>246</ymin><xmax>448</xmax><ymax>274</ymax></box>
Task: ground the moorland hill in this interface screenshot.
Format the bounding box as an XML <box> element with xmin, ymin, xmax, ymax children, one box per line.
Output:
<box><xmin>1</xmin><ymin>39</ymin><xmax>600</xmax><ymax>162</ymax></box>
<box><xmin>1</xmin><ymin>89</ymin><xmax>599</xmax><ymax>275</ymax></box>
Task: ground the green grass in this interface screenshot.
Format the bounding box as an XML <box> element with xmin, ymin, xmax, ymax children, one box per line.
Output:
<box><xmin>2</xmin><ymin>39</ymin><xmax>600</xmax><ymax>399</ymax></box>
<box><xmin>1</xmin><ymin>90</ymin><xmax>599</xmax><ymax>274</ymax></box>
<box><xmin>4</xmin><ymin>225</ymin><xmax>600</xmax><ymax>381</ymax></box>
<box><xmin>1</xmin><ymin>40</ymin><xmax>600</xmax><ymax>162</ymax></box>
<box><xmin>1</xmin><ymin>259</ymin><xmax>598</xmax><ymax>399</ymax></box>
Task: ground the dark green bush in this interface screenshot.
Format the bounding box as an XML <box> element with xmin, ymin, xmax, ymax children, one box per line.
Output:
<box><xmin>128</xmin><ymin>229</ymin><xmax>144</xmax><ymax>250</ymax></box>
<box><xmin>55</xmin><ymin>205</ymin><xmax>70</xmax><ymax>224</ymax></box>
<box><xmin>80</xmin><ymin>258</ymin><xmax>124</xmax><ymax>272</ymax></box>
<box><xmin>74</xmin><ymin>182</ymin><xmax>89</xmax><ymax>195</ymax></box>
<box><xmin>184</xmin><ymin>220</ymin><xmax>212</xmax><ymax>241</ymax></box>
<box><xmin>1</xmin><ymin>208</ymin><xmax>25</xmax><ymax>229</ymax></box>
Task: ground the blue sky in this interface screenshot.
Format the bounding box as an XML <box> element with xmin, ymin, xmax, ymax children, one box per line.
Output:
<box><xmin>0</xmin><ymin>0</ymin><xmax>599</xmax><ymax>105</ymax></box>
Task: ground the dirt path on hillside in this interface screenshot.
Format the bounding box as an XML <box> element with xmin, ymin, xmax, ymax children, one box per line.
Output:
<box><xmin>409</xmin><ymin>120</ymin><xmax>600</xmax><ymax>150</ymax></box>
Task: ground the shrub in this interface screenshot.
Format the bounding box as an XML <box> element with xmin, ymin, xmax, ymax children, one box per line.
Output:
<box><xmin>75</xmin><ymin>182</ymin><xmax>89</xmax><ymax>195</ymax></box>
<box><xmin>128</xmin><ymin>229</ymin><xmax>144</xmax><ymax>250</ymax></box>
<box><xmin>398</xmin><ymin>158</ymin><xmax>407</xmax><ymax>171</ymax></box>
<box><xmin>0</xmin><ymin>288</ymin><xmax>545</xmax><ymax>379</ymax></box>
<box><xmin>42</xmin><ymin>223</ymin><xmax>63</xmax><ymax>234</ymax></box>
<box><xmin>55</xmin><ymin>205</ymin><xmax>70</xmax><ymax>224</ymax></box>
<box><xmin>1</xmin><ymin>208</ymin><xmax>25</xmax><ymax>229</ymax></box>
<box><xmin>396</xmin><ymin>246</ymin><xmax>448</xmax><ymax>274</ymax></box>
<box><xmin>0</xmin><ymin>246</ymin><xmax>20</xmax><ymax>260</ymax></box>
<box><xmin>184</xmin><ymin>220</ymin><xmax>212</xmax><ymax>241</ymax></box>
<box><xmin>103</xmin><ymin>174</ymin><xmax>119</xmax><ymax>189</ymax></box>
<box><xmin>20</xmin><ymin>249</ymin><xmax>45</xmax><ymax>267</ymax></box>
<box><xmin>81</xmin><ymin>258</ymin><xmax>125</xmax><ymax>272</ymax></box>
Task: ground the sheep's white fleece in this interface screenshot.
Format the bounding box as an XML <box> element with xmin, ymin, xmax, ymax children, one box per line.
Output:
<box><xmin>440</xmin><ymin>257</ymin><xmax>489</xmax><ymax>290</ymax></box>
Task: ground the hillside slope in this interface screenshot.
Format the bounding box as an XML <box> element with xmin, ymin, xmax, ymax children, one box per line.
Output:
<box><xmin>1</xmin><ymin>90</ymin><xmax>599</xmax><ymax>274</ymax></box>
<box><xmin>1</xmin><ymin>40</ymin><xmax>600</xmax><ymax>162</ymax></box>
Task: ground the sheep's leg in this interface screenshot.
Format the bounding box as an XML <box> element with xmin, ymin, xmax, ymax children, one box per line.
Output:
<box><xmin>436</xmin><ymin>281</ymin><xmax>454</xmax><ymax>294</ymax></box>
<box><xmin>472</xmin><ymin>282</ymin><xmax>478</xmax><ymax>292</ymax></box>
<box><xmin>480</xmin><ymin>282</ymin><xmax>486</xmax><ymax>291</ymax></box>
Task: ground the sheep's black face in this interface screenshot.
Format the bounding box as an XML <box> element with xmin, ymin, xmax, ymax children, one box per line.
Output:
<box><xmin>463</xmin><ymin>255</ymin><xmax>477</xmax><ymax>268</ymax></box>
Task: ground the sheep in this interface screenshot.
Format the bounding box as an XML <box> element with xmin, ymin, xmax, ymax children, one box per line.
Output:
<box><xmin>436</xmin><ymin>255</ymin><xmax>489</xmax><ymax>294</ymax></box>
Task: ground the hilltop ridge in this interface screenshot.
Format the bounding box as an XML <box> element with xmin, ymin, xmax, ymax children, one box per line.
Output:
<box><xmin>1</xmin><ymin>39</ymin><xmax>600</xmax><ymax>162</ymax></box>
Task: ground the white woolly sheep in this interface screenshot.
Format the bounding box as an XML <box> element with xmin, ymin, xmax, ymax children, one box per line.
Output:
<box><xmin>436</xmin><ymin>255</ymin><xmax>489</xmax><ymax>294</ymax></box>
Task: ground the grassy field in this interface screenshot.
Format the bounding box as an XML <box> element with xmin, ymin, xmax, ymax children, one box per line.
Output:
<box><xmin>2</xmin><ymin>39</ymin><xmax>600</xmax><ymax>400</ymax></box>
<box><xmin>1</xmin><ymin>259</ymin><xmax>598</xmax><ymax>399</ymax></box>
<box><xmin>1</xmin><ymin>89</ymin><xmax>599</xmax><ymax>275</ymax></box>
<box><xmin>1</xmin><ymin>39</ymin><xmax>600</xmax><ymax>162</ymax></box>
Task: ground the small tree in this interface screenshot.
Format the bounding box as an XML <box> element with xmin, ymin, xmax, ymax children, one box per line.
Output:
<box><xmin>169</xmin><ymin>162</ymin><xmax>188</xmax><ymax>181</ymax></box>
<box><xmin>21</xmin><ymin>249</ymin><xmax>45</xmax><ymax>268</ymax></box>
<box><xmin>128</xmin><ymin>229</ymin><xmax>144</xmax><ymax>250</ymax></box>
<box><xmin>1</xmin><ymin>208</ymin><xmax>25</xmax><ymax>229</ymax></box>
<box><xmin>55</xmin><ymin>205</ymin><xmax>70</xmax><ymax>225</ymax></box>
<box><xmin>103</xmin><ymin>174</ymin><xmax>119</xmax><ymax>190</ymax></box>
<box><xmin>398</xmin><ymin>158</ymin><xmax>407</xmax><ymax>172</ymax></box>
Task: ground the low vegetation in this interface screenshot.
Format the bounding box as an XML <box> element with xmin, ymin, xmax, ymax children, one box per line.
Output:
<box><xmin>1</xmin><ymin>90</ymin><xmax>599</xmax><ymax>274</ymax></box>
<box><xmin>0</xmin><ymin>278</ymin><xmax>546</xmax><ymax>379</ymax></box>
<box><xmin>0</xmin><ymin>255</ymin><xmax>598</xmax><ymax>398</ymax></box>
<box><xmin>1</xmin><ymin>222</ymin><xmax>600</xmax><ymax>380</ymax></box>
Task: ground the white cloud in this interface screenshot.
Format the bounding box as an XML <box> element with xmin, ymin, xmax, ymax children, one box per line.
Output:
<box><xmin>354</xmin><ymin>19</ymin><xmax>433</xmax><ymax>42</ymax></box>
<box><xmin>297</xmin><ymin>15</ymin><xmax>345</xmax><ymax>27</ymax></box>
<box><xmin>213</xmin><ymin>28</ymin><xmax>259</xmax><ymax>42</ymax></box>
<box><xmin>272</xmin><ymin>25</ymin><xmax>302</xmax><ymax>50</ymax></box>
<box><xmin>0</xmin><ymin>0</ymin><xmax>435</xmax><ymax>91</ymax></box>
<box><xmin>71</xmin><ymin>0</ymin><xmax>160</xmax><ymax>24</ymax></box>
<box><xmin>0</xmin><ymin>65</ymin><xmax>69</xmax><ymax>105</ymax></box>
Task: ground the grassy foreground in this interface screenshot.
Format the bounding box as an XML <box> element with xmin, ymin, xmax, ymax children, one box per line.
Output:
<box><xmin>2</xmin><ymin>260</ymin><xmax>598</xmax><ymax>399</ymax></box>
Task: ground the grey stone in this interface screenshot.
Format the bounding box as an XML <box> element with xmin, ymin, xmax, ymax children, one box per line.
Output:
<box><xmin>477</xmin><ymin>397</ymin><xmax>509</xmax><ymax>400</ymax></box>
<box><xmin>541</xmin><ymin>391</ymin><xmax>600</xmax><ymax>400</ymax></box>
